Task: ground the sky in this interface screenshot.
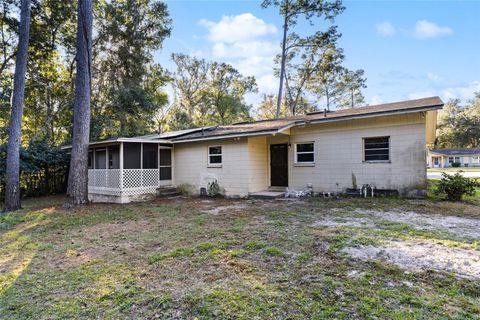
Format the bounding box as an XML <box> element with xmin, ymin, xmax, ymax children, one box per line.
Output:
<box><xmin>154</xmin><ymin>0</ymin><xmax>480</xmax><ymax>109</ymax></box>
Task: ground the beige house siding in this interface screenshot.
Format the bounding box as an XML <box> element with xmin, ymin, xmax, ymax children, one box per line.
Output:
<box><xmin>247</xmin><ymin>136</ymin><xmax>269</xmax><ymax>193</ymax></box>
<box><xmin>174</xmin><ymin>113</ymin><xmax>428</xmax><ymax>197</ymax></box>
<box><xmin>287</xmin><ymin>113</ymin><xmax>426</xmax><ymax>194</ymax></box>
<box><xmin>173</xmin><ymin>138</ymin><xmax>251</xmax><ymax>196</ymax></box>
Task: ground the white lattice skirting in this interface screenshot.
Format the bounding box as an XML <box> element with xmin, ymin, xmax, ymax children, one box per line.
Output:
<box><xmin>88</xmin><ymin>169</ymin><xmax>160</xmax><ymax>197</ymax></box>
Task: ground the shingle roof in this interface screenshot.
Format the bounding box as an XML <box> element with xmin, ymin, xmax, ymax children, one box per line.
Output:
<box><xmin>306</xmin><ymin>96</ymin><xmax>443</xmax><ymax>122</ymax></box>
<box><xmin>171</xmin><ymin>118</ymin><xmax>305</xmax><ymax>141</ymax></box>
<box><xmin>77</xmin><ymin>96</ymin><xmax>443</xmax><ymax>147</ymax></box>
<box><xmin>430</xmin><ymin>148</ymin><xmax>480</xmax><ymax>156</ymax></box>
<box><xmin>171</xmin><ymin>96</ymin><xmax>443</xmax><ymax>142</ymax></box>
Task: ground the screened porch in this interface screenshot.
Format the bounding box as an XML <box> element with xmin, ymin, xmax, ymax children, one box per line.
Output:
<box><xmin>87</xmin><ymin>142</ymin><xmax>173</xmax><ymax>197</ymax></box>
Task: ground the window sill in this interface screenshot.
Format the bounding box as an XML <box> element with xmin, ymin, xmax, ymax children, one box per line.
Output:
<box><xmin>207</xmin><ymin>164</ymin><xmax>222</xmax><ymax>168</ymax></box>
<box><xmin>363</xmin><ymin>161</ymin><xmax>391</xmax><ymax>164</ymax></box>
<box><xmin>294</xmin><ymin>163</ymin><xmax>315</xmax><ymax>167</ymax></box>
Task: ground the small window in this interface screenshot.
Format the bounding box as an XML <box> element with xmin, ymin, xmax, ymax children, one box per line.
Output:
<box><xmin>472</xmin><ymin>156</ymin><xmax>480</xmax><ymax>164</ymax></box>
<box><xmin>364</xmin><ymin>137</ymin><xmax>390</xmax><ymax>162</ymax></box>
<box><xmin>295</xmin><ymin>142</ymin><xmax>314</xmax><ymax>164</ymax></box>
<box><xmin>208</xmin><ymin>146</ymin><xmax>222</xmax><ymax>166</ymax></box>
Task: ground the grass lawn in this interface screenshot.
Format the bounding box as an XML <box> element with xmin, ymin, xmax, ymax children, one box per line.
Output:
<box><xmin>1</xmin><ymin>194</ymin><xmax>480</xmax><ymax>319</ymax></box>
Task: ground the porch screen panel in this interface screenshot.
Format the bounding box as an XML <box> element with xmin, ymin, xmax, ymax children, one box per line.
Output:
<box><xmin>95</xmin><ymin>148</ymin><xmax>106</xmax><ymax>169</ymax></box>
<box><xmin>159</xmin><ymin>148</ymin><xmax>172</xmax><ymax>181</ymax></box>
<box><xmin>88</xmin><ymin>149</ymin><xmax>93</xmax><ymax>169</ymax></box>
<box><xmin>124</xmin><ymin>143</ymin><xmax>141</xmax><ymax>169</ymax></box>
<box><xmin>108</xmin><ymin>145</ymin><xmax>120</xmax><ymax>169</ymax></box>
<box><xmin>143</xmin><ymin>144</ymin><xmax>158</xmax><ymax>169</ymax></box>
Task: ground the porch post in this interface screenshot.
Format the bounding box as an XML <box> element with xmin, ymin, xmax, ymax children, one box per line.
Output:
<box><xmin>120</xmin><ymin>142</ymin><xmax>124</xmax><ymax>193</ymax></box>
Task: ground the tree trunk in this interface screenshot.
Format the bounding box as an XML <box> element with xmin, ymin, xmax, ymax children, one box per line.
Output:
<box><xmin>276</xmin><ymin>11</ymin><xmax>288</xmax><ymax>118</ymax></box>
<box><xmin>64</xmin><ymin>0</ymin><xmax>93</xmax><ymax>208</ymax></box>
<box><xmin>4</xmin><ymin>0</ymin><xmax>31</xmax><ymax>212</ymax></box>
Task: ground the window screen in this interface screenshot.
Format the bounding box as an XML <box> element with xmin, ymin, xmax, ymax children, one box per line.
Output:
<box><xmin>208</xmin><ymin>146</ymin><xmax>222</xmax><ymax>165</ymax></box>
<box><xmin>95</xmin><ymin>148</ymin><xmax>106</xmax><ymax>169</ymax></box>
<box><xmin>295</xmin><ymin>143</ymin><xmax>314</xmax><ymax>163</ymax></box>
<box><xmin>88</xmin><ymin>150</ymin><xmax>93</xmax><ymax>169</ymax></box>
<box><xmin>143</xmin><ymin>144</ymin><xmax>158</xmax><ymax>169</ymax></box>
<box><xmin>124</xmin><ymin>143</ymin><xmax>141</xmax><ymax>169</ymax></box>
<box><xmin>108</xmin><ymin>145</ymin><xmax>119</xmax><ymax>169</ymax></box>
<box><xmin>364</xmin><ymin>137</ymin><xmax>390</xmax><ymax>162</ymax></box>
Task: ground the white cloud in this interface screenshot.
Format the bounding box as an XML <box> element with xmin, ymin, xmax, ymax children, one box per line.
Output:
<box><xmin>413</xmin><ymin>20</ymin><xmax>453</xmax><ymax>39</ymax></box>
<box><xmin>212</xmin><ymin>41</ymin><xmax>278</xmax><ymax>59</ymax></box>
<box><xmin>199</xmin><ymin>13</ymin><xmax>277</xmax><ymax>44</ymax></box>
<box><xmin>376</xmin><ymin>22</ymin><xmax>395</xmax><ymax>36</ymax></box>
<box><xmin>408</xmin><ymin>80</ymin><xmax>480</xmax><ymax>101</ymax></box>
<box><xmin>200</xmin><ymin>13</ymin><xmax>280</xmax><ymax>97</ymax></box>
<box><xmin>369</xmin><ymin>95</ymin><xmax>384</xmax><ymax>105</ymax></box>
<box><xmin>427</xmin><ymin>72</ymin><xmax>444</xmax><ymax>82</ymax></box>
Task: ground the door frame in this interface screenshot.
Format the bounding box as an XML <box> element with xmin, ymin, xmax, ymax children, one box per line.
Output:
<box><xmin>158</xmin><ymin>145</ymin><xmax>173</xmax><ymax>187</ymax></box>
<box><xmin>269</xmin><ymin>143</ymin><xmax>289</xmax><ymax>187</ymax></box>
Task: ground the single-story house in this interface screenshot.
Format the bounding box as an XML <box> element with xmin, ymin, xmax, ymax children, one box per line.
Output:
<box><xmin>427</xmin><ymin>148</ymin><xmax>480</xmax><ymax>168</ymax></box>
<box><xmin>72</xmin><ymin>96</ymin><xmax>442</xmax><ymax>203</ymax></box>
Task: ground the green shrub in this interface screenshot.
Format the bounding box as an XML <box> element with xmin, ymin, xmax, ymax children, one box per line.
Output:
<box><xmin>452</xmin><ymin>162</ymin><xmax>461</xmax><ymax>168</ymax></box>
<box><xmin>207</xmin><ymin>180</ymin><xmax>221</xmax><ymax>197</ymax></box>
<box><xmin>434</xmin><ymin>172</ymin><xmax>476</xmax><ymax>201</ymax></box>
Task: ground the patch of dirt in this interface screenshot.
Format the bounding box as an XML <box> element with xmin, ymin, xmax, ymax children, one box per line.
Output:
<box><xmin>314</xmin><ymin>208</ymin><xmax>480</xmax><ymax>239</ymax></box>
<box><xmin>343</xmin><ymin>239</ymin><xmax>480</xmax><ymax>280</ymax></box>
<box><xmin>201</xmin><ymin>203</ymin><xmax>250</xmax><ymax>215</ymax></box>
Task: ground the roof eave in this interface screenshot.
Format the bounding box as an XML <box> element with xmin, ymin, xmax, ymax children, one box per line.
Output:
<box><xmin>61</xmin><ymin>137</ymin><xmax>174</xmax><ymax>150</ymax></box>
<box><xmin>308</xmin><ymin>105</ymin><xmax>443</xmax><ymax>125</ymax></box>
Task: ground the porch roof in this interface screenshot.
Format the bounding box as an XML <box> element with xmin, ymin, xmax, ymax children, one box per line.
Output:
<box><xmin>430</xmin><ymin>148</ymin><xmax>480</xmax><ymax>156</ymax></box>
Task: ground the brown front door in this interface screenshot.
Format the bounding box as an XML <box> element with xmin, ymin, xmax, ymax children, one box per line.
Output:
<box><xmin>270</xmin><ymin>144</ymin><xmax>288</xmax><ymax>187</ymax></box>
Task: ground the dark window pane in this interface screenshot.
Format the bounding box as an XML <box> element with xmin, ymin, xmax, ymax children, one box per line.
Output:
<box><xmin>95</xmin><ymin>149</ymin><xmax>106</xmax><ymax>169</ymax></box>
<box><xmin>297</xmin><ymin>143</ymin><xmax>314</xmax><ymax>152</ymax></box>
<box><xmin>297</xmin><ymin>153</ymin><xmax>314</xmax><ymax>163</ymax></box>
<box><xmin>209</xmin><ymin>155</ymin><xmax>222</xmax><ymax>164</ymax></box>
<box><xmin>364</xmin><ymin>137</ymin><xmax>389</xmax><ymax>161</ymax></box>
<box><xmin>124</xmin><ymin>143</ymin><xmax>141</xmax><ymax>169</ymax></box>
<box><xmin>88</xmin><ymin>151</ymin><xmax>93</xmax><ymax>169</ymax></box>
<box><xmin>108</xmin><ymin>145</ymin><xmax>120</xmax><ymax>169</ymax></box>
<box><xmin>143</xmin><ymin>144</ymin><xmax>158</xmax><ymax>169</ymax></box>
<box><xmin>365</xmin><ymin>154</ymin><xmax>389</xmax><ymax>161</ymax></box>
<box><xmin>209</xmin><ymin>146</ymin><xmax>222</xmax><ymax>155</ymax></box>
<box><xmin>365</xmin><ymin>149</ymin><xmax>389</xmax><ymax>156</ymax></box>
<box><xmin>160</xmin><ymin>149</ymin><xmax>172</xmax><ymax>166</ymax></box>
<box><xmin>160</xmin><ymin>167</ymin><xmax>172</xmax><ymax>180</ymax></box>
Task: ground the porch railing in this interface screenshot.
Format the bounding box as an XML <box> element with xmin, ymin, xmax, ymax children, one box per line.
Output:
<box><xmin>88</xmin><ymin>169</ymin><xmax>160</xmax><ymax>196</ymax></box>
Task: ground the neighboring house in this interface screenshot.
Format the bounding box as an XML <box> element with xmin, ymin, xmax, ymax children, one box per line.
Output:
<box><xmin>428</xmin><ymin>148</ymin><xmax>480</xmax><ymax>168</ymax></box>
<box><xmin>70</xmin><ymin>96</ymin><xmax>442</xmax><ymax>203</ymax></box>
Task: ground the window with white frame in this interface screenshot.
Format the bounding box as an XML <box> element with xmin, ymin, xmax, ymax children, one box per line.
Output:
<box><xmin>208</xmin><ymin>146</ymin><xmax>222</xmax><ymax>166</ymax></box>
<box><xmin>472</xmin><ymin>156</ymin><xmax>479</xmax><ymax>164</ymax></box>
<box><xmin>295</xmin><ymin>142</ymin><xmax>315</xmax><ymax>164</ymax></box>
<box><xmin>448</xmin><ymin>156</ymin><xmax>461</xmax><ymax>164</ymax></box>
<box><xmin>364</xmin><ymin>137</ymin><xmax>390</xmax><ymax>162</ymax></box>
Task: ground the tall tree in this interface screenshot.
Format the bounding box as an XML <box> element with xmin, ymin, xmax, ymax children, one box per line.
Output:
<box><xmin>337</xmin><ymin>69</ymin><xmax>366</xmax><ymax>109</ymax></box>
<box><xmin>261</xmin><ymin>0</ymin><xmax>345</xmax><ymax>117</ymax></box>
<box><xmin>309</xmin><ymin>46</ymin><xmax>344</xmax><ymax>111</ymax></box>
<box><xmin>92</xmin><ymin>0</ymin><xmax>171</xmax><ymax>138</ymax></box>
<box><xmin>4</xmin><ymin>0</ymin><xmax>32</xmax><ymax>212</ymax></box>
<box><xmin>64</xmin><ymin>0</ymin><xmax>93</xmax><ymax>208</ymax></box>
<box><xmin>436</xmin><ymin>95</ymin><xmax>480</xmax><ymax>148</ymax></box>
<box><xmin>170</xmin><ymin>54</ymin><xmax>257</xmax><ymax>127</ymax></box>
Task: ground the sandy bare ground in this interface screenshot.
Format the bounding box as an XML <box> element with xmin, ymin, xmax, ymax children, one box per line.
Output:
<box><xmin>313</xmin><ymin>207</ymin><xmax>480</xmax><ymax>279</ymax></box>
<box><xmin>314</xmin><ymin>208</ymin><xmax>480</xmax><ymax>239</ymax></box>
<box><xmin>343</xmin><ymin>240</ymin><xmax>480</xmax><ymax>280</ymax></box>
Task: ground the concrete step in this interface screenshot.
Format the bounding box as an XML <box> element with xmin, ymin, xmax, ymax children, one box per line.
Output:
<box><xmin>249</xmin><ymin>190</ymin><xmax>285</xmax><ymax>199</ymax></box>
<box><xmin>157</xmin><ymin>187</ymin><xmax>181</xmax><ymax>197</ymax></box>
